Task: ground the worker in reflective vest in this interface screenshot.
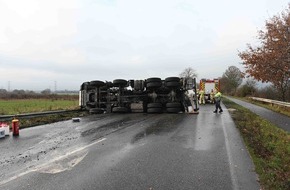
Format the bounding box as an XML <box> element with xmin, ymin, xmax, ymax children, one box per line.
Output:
<box><xmin>210</xmin><ymin>89</ymin><xmax>215</xmax><ymax>104</ymax></box>
<box><xmin>199</xmin><ymin>89</ymin><xmax>205</xmax><ymax>105</ymax></box>
<box><xmin>213</xmin><ymin>91</ymin><xmax>223</xmax><ymax>113</ymax></box>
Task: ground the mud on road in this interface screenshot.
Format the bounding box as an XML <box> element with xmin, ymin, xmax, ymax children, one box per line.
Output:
<box><xmin>0</xmin><ymin>113</ymin><xmax>186</xmax><ymax>184</ymax></box>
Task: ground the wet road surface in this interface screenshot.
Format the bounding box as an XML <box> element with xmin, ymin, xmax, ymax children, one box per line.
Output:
<box><xmin>0</xmin><ymin>104</ymin><xmax>260</xmax><ymax>190</ymax></box>
<box><xmin>226</xmin><ymin>97</ymin><xmax>290</xmax><ymax>132</ymax></box>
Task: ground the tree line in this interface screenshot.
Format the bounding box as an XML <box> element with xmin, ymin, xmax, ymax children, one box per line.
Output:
<box><xmin>180</xmin><ymin>65</ymin><xmax>289</xmax><ymax>101</ymax></box>
<box><xmin>0</xmin><ymin>89</ymin><xmax>78</xmax><ymax>100</ymax></box>
<box><xmin>219</xmin><ymin>65</ymin><xmax>290</xmax><ymax>101</ymax></box>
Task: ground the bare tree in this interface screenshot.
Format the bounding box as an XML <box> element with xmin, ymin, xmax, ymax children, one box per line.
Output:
<box><xmin>179</xmin><ymin>67</ymin><xmax>198</xmax><ymax>79</ymax></box>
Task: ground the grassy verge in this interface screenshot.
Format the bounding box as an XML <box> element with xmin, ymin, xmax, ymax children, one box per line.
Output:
<box><xmin>246</xmin><ymin>98</ymin><xmax>290</xmax><ymax>117</ymax></box>
<box><xmin>0</xmin><ymin>98</ymin><xmax>89</xmax><ymax>129</ymax></box>
<box><xmin>233</xmin><ymin>96</ymin><xmax>290</xmax><ymax>117</ymax></box>
<box><xmin>20</xmin><ymin>111</ymin><xmax>89</xmax><ymax>128</ymax></box>
<box><xmin>2</xmin><ymin>111</ymin><xmax>89</xmax><ymax>129</ymax></box>
<box><xmin>0</xmin><ymin>99</ymin><xmax>79</xmax><ymax>115</ymax></box>
<box><xmin>223</xmin><ymin>98</ymin><xmax>290</xmax><ymax>190</ymax></box>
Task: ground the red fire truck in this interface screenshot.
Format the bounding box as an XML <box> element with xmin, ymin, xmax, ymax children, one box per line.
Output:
<box><xmin>199</xmin><ymin>78</ymin><xmax>220</xmax><ymax>103</ymax></box>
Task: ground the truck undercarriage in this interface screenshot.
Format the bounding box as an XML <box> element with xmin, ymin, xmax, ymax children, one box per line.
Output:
<box><xmin>79</xmin><ymin>77</ymin><xmax>198</xmax><ymax>114</ymax></box>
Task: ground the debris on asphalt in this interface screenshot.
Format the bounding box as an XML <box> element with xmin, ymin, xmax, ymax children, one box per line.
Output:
<box><xmin>72</xmin><ymin>118</ymin><xmax>81</xmax><ymax>122</ymax></box>
<box><xmin>0</xmin><ymin>128</ymin><xmax>5</xmax><ymax>138</ymax></box>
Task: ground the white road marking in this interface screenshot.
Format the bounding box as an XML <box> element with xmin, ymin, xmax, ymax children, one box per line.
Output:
<box><xmin>38</xmin><ymin>151</ymin><xmax>88</xmax><ymax>174</ymax></box>
<box><xmin>221</xmin><ymin>117</ymin><xmax>239</xmax><ymax>190</ymax></box>
<box><xmin>0</xmin><ymin>138</ymin><xmax>106</xmax><ymax>186</ymax></box>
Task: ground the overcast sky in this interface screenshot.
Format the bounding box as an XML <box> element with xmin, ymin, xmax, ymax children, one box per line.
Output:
<box><xmin>0</xmin><ymin>0</ymin><xmax>289</xmax><ymax>91</ymax></box>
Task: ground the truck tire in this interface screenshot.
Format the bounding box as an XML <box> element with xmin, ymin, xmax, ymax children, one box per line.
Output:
<box><xmin>147</xmin><ymin>108</ymin><xmax>162</xmax><ymax>113</ymax></box>
<box><xmin>112</xmin><ymin>107</ymin><xmax>128</xmax><ymax>113</ymax></box>
<box><xmin>166</xmin><ymin>102</ymin><xmax>182</xmax><ymax>108</ymax></box>
<box><xmin>90</xmin><ymin>80</ymin><xmax>105</xmax><ymax>87</ymax></box>
<box><xmin>146</xmin><ymin>78</ymin><xmax>162</xmax><ymax>89</ymax></box>
<box><xmin>147</xmin><ymin>103</ymin><xmax>162</xmax><ymax>113</ymax></box>
<box><xmin>89</xmin><ymin>108</ymin><xmax>103</xmax><ymax>114</ymax></box>
<box><xmin>166</xmin><ymin>102</ymin><xmax>182</xmax><ymax>113</ymax></box>
<box><xmin>146</xmin><ymin>82</ymin><xmax>162</xmax><ymax>88</ymax></box>
<box><xmin>166</xmin><ymin>107</ymin><xmax>181</xmax><ymax>113</ymax></box>
<box><xmin>146</xmin><ymin>77</ymin><xmax>161</xmax><ymax>83</ymax></box>
<box><xmin>113</xmin><ymin>79</ymin><xmax>128</xmax><ymax>87</ymax></box>
<box><xmin>165</xmin><ymin>81</ymin><xmax>180</xmax><ymax>88</ymax></box>
<box><xmin>147</xmin><ymin>103</ymin><xmax>162</xmax><ymax>108</ymax></box>
<box><xmin>165</xmin><ymin>77</ymin><xmax>180</xmax><ymax>82</ymax></box>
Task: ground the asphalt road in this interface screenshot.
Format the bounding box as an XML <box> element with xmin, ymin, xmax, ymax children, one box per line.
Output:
<box><xmin>0</xmin><ymin>104</ymin><xmax>260</xmax><ymax>190</ymax></box>
<box><xmin>226</xmin><ymin>97</ymin><xmax>290</xmax><ymax>132</ymax></box>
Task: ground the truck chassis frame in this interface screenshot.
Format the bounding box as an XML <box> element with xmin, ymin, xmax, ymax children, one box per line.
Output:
<box><xmin>79</xmin><ymin>77</ymin><xmax>198</xmax><ymax>114</ymax></box>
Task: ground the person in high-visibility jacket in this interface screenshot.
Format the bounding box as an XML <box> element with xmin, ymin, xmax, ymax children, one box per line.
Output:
<box><xmin>199</xmin><ymin>89</ymin><xmax>205</xmax><ymax>105</ymax></box>
<box><xmin>213</xmin><ymin>91</ymin><xmax>223</xmax><ymax>113</ymax></box>
<box><xmin>210</xmin><ymin>89</ymin><xmax>215</xmax><ymax>104</ymax></box>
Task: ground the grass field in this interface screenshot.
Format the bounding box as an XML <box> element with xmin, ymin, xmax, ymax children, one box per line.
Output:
<box><xmin>0</xmin><ymin>99</ymin><xmax>79</xmax><ymax>115</ymax></box>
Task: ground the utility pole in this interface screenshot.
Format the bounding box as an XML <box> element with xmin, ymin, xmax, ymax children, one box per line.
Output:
<box><xmin>54</xmin><ymin>81</ymin><xmax>57</xmax><ymax>93</ymax></box>
<box><xmin>8</xmin><ymin>81</ymin><xmax>10</xmax><ymax>92</ymax></box>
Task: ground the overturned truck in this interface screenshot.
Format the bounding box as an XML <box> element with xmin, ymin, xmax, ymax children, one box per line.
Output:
<box><xmin>79</xmin><ymin>77</ymin><xmax>198</xmax><ymax>114</ymax></box>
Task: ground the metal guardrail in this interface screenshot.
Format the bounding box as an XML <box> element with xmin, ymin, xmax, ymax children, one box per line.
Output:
<box><xmin>0</xmin><ymin>110</ymin><xmax>81</xmax><ymax>121</ymax></box>
<box><xmin>249</xmin><ymin>97</ymin><xmax>290</xmax><ymax>108</ymax></box>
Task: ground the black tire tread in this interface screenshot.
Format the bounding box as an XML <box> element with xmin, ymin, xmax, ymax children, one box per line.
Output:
<box><xmin>146</xmin><ymin>82</ymin><xmax>162</xmax><ymax>88</ymax></box>
<box><xmin>167</xmin><ymin>107</ymin><xmax>181</xmax><ymax>113</ymax></box>
<box><xmin>90</xmin><ymin>80</ymin><xmax>105</xmax><ymax>87</ymax></box>
<box><xmin>165</xmin><ymin>77</ymin><xmax>180</xmax><ymax>82</ymax></box>
<box><xmin>165</xmin><ymin>81</ymin><xmax>180</xmax><ymax>88</ymax></box>
<box><xmin>166</xmin><ymin>102</ymin><xmax>182</xmax><ymax>108</ymax></box>
<box><xmin>113</xmin><ymin>79</ymin><xmax>128</xmax><ymax>87</ymax></box>
<box><xmin>146</xmin><ymin>77</ymin><xmax>162</xmax><ymax>83</ymax></box>
<box><xmin>147</xmin><ymin>103</ymin><xmax>162</xmax><ymax>108</ymax></box>
<box><xmin>147</xmin><ymin>108</ymin><xmax>162</xmax><ymax>113</ymax></box>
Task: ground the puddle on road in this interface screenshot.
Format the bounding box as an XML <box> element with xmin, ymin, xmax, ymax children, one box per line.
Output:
<box><xmin>82</xmin><ymin>114</ymin><xmax>153</xmax><ymax>143</ymax></box>
<box><xmin>81</xmin><ymin>114</ymin><xmax>149</xmax><ymax>137</ymax></box>
<box><xmin>81</xmin><ymin>118</ymin><xmax>129</xmax><ymax>137</ymax></box>
<box><xmin>131</xmin><ymin>114</ymin><xmax>185</xmax><ymax>144</ymax></box>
